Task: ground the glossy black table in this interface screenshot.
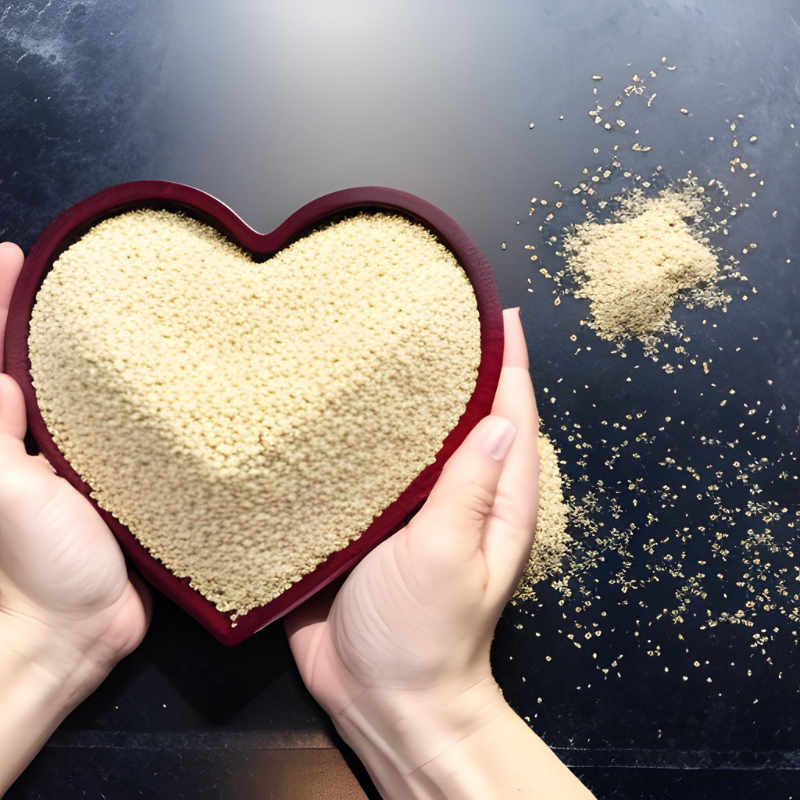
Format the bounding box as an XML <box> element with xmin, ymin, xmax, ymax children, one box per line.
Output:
<box><xmin>2</xmin><ymin>2</ymin><xmax>799</xmax><ymax>798</ymax></box>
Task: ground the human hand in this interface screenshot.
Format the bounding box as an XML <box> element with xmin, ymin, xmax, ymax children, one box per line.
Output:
<box><xmin>0</xmin><ymin>242</ymin><xmax>151</xmax><ymax>792</ymax></box>
<box><xmin>287</xmin><ymin>309</ymin><xmax>591</xmax><ymax>798</ymax></box>
<box><xmin>287</xmin><ymin>306</ymin><xmax>536</xmax><ymax>710</ymax></box>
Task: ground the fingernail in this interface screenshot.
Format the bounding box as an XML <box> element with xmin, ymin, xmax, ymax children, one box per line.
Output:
<box><xmin>482</xmin><ymin>416</ymin><xmax>517</xmax><ymax>461</ymax></box>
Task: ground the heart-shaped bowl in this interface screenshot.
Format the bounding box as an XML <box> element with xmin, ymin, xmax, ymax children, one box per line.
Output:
<box><xmin>5</xmin><ymin>182</ymin><xmax>503</xmax><ymax>645</ymax></box>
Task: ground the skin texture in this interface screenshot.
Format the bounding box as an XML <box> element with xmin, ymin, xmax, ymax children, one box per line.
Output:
<box><xmin>0</xmin><ymin>238</ymin><xmax>592</xmax><ymax>799</ymax></box>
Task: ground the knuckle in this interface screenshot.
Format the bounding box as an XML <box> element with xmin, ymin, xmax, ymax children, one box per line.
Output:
<box><xmin>461</xmin><ymin>480</ymin><xmax>496</xmax><ymax>523</ymax></box>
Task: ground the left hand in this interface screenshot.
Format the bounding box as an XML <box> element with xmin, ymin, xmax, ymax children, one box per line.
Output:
<box><xmin>0</xmin><ymin>240</ymin><xmax>151</xmax><ymax>701</ymax></box>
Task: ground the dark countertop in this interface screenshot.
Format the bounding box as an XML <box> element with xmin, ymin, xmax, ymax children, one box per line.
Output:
<box><xmin>2</xmin><ymin>1</ymin><xmax>799</xmax><ymax>798</ymax></box>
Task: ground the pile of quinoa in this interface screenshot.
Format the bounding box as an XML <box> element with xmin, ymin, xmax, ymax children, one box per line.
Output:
<box><xmin>562</xmin><ymin>183</ymin><xmax>724</xmax><ymax>351</ymax></box>
<box><xmin>29</xmin><ymin>209</ymin><xmax>482</xmax><ymax>616</ymax></box>
<box><xmin>514</xmin><ymin>432</ymin><xmax>570</xmax><ymax>600</ymax></box>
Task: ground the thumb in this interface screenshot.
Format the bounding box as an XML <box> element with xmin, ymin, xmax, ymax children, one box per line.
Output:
<box><xmin>0</xmin><ymin>375</ymin><xmax>54</xmax><ymax>473</ymax></box>
<box><xmin>410</xmin><ymin>415</ymin><xmax>517</xmax><ymax>562</ymax></box>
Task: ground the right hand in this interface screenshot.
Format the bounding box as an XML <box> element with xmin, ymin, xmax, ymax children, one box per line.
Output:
<box><xmin>287</xmin><ymin>307</ymin><xmax>541</xmax><ymax>773</ymax></box>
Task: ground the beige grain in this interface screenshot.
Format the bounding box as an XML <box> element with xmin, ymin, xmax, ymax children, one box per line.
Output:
<box><xmin>29</xmin><ymin>210</ymin><xmax>481</xmax><ymax>616</ymax></box>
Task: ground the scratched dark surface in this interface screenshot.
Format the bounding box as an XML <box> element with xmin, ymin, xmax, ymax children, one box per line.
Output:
<box><xmin>2</xmin><ymin>1</ymin><xmax>799</xmax><ymax>798</ymax></box>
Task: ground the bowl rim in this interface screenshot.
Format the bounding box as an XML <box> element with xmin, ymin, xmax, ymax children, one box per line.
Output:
<box><xmin>4</xmin><ymin>181</ymin><xmax>504</xmax><ymax>645</ymax></box>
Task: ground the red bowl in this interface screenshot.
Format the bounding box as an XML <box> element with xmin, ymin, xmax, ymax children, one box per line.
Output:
<box><xmin>4</xmin><ymin>182</ymin><xmax>504</xmax><ymax>645</ymax></box>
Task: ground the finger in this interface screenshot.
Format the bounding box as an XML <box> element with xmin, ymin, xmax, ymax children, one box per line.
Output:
<box><xmin>492</xmin><ymin>308</ymin><xmax>539</xmax><ymax>515</ymax></box>
<box><xmin>0</xmin><ymin>242</ymin><xmax>24</xmax><ymax>371</ymax></box>
<box><xmin>409</xmin><ymin>414</ymin><xmax>517</xmax><ymax>567</ymax></box>
<box><xmin>500</xmin><ymin>306</ymin><xmax>530</xmax><ymax>370</ymax></box>
<box><xmin>0</xmin><ymin>373</ymin><xmax>27</xmax><ymax>443</ymax></box>
<box><xmin>483</xmin><ymin>308</ymin><xmax>540</xmax><ymax>606</ymax></box>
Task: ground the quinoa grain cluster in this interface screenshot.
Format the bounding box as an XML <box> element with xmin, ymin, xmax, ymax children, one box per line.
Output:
<box><xmin>562</xmin><ymin>186</ymin><xmax>721</xmax><ymax>349</ymax></box>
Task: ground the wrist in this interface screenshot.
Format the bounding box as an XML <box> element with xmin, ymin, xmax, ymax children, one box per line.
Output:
<box><xmin>331</xmin><ymin>674</ymin><xmax>509</xmax><ymax>798</ymax></box>
<box><xmin>0</xmin><ymin>611</ymin><xmax>116</xmax><ymax>793</ymax></box>
<box><xmin>0</xmin><ymin>608</ymin><xmax>117</xmax><ymax>707</ymax></box>
<box><xmin>332</xmin><ymin>676</ymin><xmax>594</xmax><ymax>800</ymax></box>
